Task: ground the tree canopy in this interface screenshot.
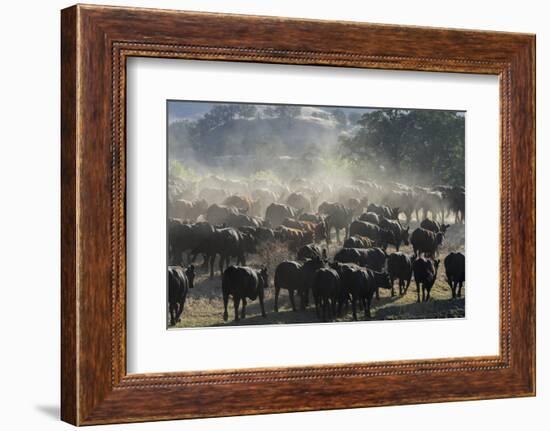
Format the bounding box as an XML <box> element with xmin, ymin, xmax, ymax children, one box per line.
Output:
<box><xmin>168</xmin><ymin>103</ymin><xmax>465</xmax><ymax>187</ymax></box>
<box><xmin>339</xmin><ymin>109</ymin><xmax>465</xmax><ymax>186</ymax></box>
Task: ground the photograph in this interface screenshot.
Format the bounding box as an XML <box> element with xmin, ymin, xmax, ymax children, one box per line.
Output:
<box><xmin>167</xmin><ymin>100</ymin><xmax>466</xmax><ymax>328</ymax></box>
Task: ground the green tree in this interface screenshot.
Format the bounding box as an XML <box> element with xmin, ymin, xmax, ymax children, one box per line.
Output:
<box><xmin>340</xmin><ymin>109</ymin><xmax>465</xmax><ymax>185</ymax></box>
<box><xmin>331</xmin><ymin>109</ymin><xmax>348</xmax><ymax>127</ymax></box>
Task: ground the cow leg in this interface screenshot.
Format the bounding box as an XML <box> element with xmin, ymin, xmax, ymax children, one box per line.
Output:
<box><xmin>332</xmin><ymin>296</ymin><xmax>338</xmax><ymax>319</ymax></box>
<box><xmin>222</xmin><ymin>290</ymin><xmax>229</xmax><ymax>321</ymax></box>
<box><xmin>200</xmin><ymin>253</ymin><xmax>209</xmax><ymax>270</ymax></box>
<box><xmin>219</xmin><ymin>255</ymin><xmax>225</xmax><ymax>276</ymax></box>
<box><xmin>375</xmin><ymin>285</ymin><xmax>380</xmax><ymax>300</ymax></box>
<box><xmin>416</xmin><ymin>281</ymin><xmax>421</xmax><ymax>303</ymax></box>
<box><xmin>337</xmin><ymin>294</ymin><xmax>344</xmax><ymax>316</ymax></box>
<box><xmin>274</xmin><ymin>285</ymin><xmax>280</xmax><ymax>312</ymax></box>
<box><xmin>302</xmin><ymin>289</ymin><xmax>310</xmax><ymax>309</ymax></box>
<box><xmin>233</xmin><ymin>296</ymin><xmax>240</xmax><ymax>321</ymax></box>
<box><xmin>458</xmin><ymin>281</ymin><xmax>463</xmax><ymax>298</ymax></box>
<box><xmin>259</xmin><ymin>290</ymin><xmax>266</xmax><ymax>318</ymax></box>
<box><xmin>175</xmin><ymin>300</ymin><xmax>184</xmax><ymax>324</ymax></box>
<box><xmin>241</xmin><ymin>298</ymin><xmax>247</xmax><ymax>320</ymax></box>
<box><xmin>169</xmin><ymin>303</ymin><xmax>176</xmax><ymax>326</ymax></box>
<box><xmin>315</xmin><ymin>294</ymin><xmax>321</xmax><ymax>318</ymax></box>
<box><xmin>209</xmin><ymin>255</ymin><xmax>216</xmax><ymax>279</ymax></box>
<box><xmin>351</xmin><ymin>297</ymin><xmax>358</xmax><ymax>321</ymax></box>
<box><xmin>359</xmin><ymin>297</ymin><xmax>366</xmax><ymax>319</ymax></box>
<box><xmin>390</xmin><ymin>277</ymin><xmax>396</xmax><ymax>297</ymax></box>
<box><xmin>288</xmin><ymin>289</ymin><xmax>297</xmax><ymax>312</ymax></box>
<box><xmin>366</xmin><ymin>296</ymin><xmax>372</xmax><ymax>319</ymax></box>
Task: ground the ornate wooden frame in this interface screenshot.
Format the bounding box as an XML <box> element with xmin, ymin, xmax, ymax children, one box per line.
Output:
<box><xmin>61</xmin><ymin>4</ymin><xmax>535</xmax><ymax>425</ymax></box>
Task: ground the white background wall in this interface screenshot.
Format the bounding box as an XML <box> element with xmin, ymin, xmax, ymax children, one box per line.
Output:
<box><xmin>0</xmin><ymin>0</ymin><xmax>546</xmax><ymax>429</ymax></box>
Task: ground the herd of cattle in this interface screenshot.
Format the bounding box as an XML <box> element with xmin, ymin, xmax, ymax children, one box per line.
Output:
<box><xmin>167</xmin><ymin>175</ymin><xmax>465</xmax><ymax>327</ymax></box>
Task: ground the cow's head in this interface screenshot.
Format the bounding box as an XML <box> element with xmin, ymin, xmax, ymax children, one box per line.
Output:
<box><xmin>381</xmin><ymin>229</ymin><xmax>396</xmax><ymax>248</ymax></box>
<box><xmin>310</xmin><ymin>255</ymin><xmax>326</xmax><ymax>270</ymax></box>
<box><xmin>391</xmin><ymin>207</ymin><xmax>400</xmax><ymax>219</ymax></box>
<box><xmin>373</xmin><ymin>270</ymin><xmax>392</xmax><ymax>290</ymax></box>
<box><xmin>436</xmin><ymin>232</ymin><xmax>444</xmax><ymax>246</ymax></box>
<box><xmin>442</xmin><ymin>224</ymin><xmax>450</xmax><ymax>233</ymax></box>
<box><xmin>185</xmin><ymin>265</ymin><xmax>195</xmax><ymax>289</ymax></box>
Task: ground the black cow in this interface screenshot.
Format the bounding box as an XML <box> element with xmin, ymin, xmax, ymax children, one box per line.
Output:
<box><xmin>171</xmin><ymin>198</ymin><xmax>208</xmax><ymax>222</ymax></box>
<box><xmin>324</xmin><ymin>207</ymin><xmax>353</xmax><ymax>244</ymax></box>
<box><xmin>367</xmin><ymin>203</ymin><xmax>399</xmax><ymax>220</ymax></box>
<box><xmin>286</xmin><ymin>192</ymin><xmax>312</xmax><ymax>213</ymax></box>
<box><xmin>444</xmin><ymin>252</ymin><xmax>465</xmax><ymax>298</ymax></box>
<box><xmin>167</xmin><ymin>265</ymin><xmax>195</xmax><ymax>326</ymax></box>
<box><xmin>343</xmin><ymin>235</ymin><xmax>374</xmax><ymax>249</ymax></box>
<box><xmin>412</xmin><ymin>257</ymin><xmax>440</xmax><ymax>302</ymax></box>
<box><xmin>226</xmin><ymin>213</ymin><xmax>263</xmax><ymax>228</ymax></box>
<box><xmin>349</xmin><ymin>220</ymin><xmax>395</xmax><ymax>249</ymax></box>
<box><xmin>265</xmin><ymin>203</ymin><xmax>298</xmax><ymax>227</ymax></box>
<box><xmin>331</xmin><ymin>263</ymin><xmax>379</xmax><ymax>320</ymax></box>
<box><xmin>387</xmin><ymin>252</ymin><xmax>413</xmax><ymax>296</ymax></box>
<box><xmin>206</xmin><ymin>203</ymin><xmax>239</xmax><ymax>225</ymax></box>
<box><xmin>333</xmin><ymin>247</ymin><xmax>387</xmax><ymax>272</ymax></box>
<box><xmin>193</xmin><ymin>227</ymin><xmax>256</xmax><ymax>278</ymax></box>
<box><xmin>368</xmin><ymin>269</ymin><xmax>393</xmax><ymax>301</ymax></box>
<box><xmin>420</xmin><ymin>218</ymin><xmax>450</xmax><ymax>234</ymax></box>
<box><xmin>273</xmin><ymin>257</ymin><xmax>325</xmax><ymax>312</ymax></box>
<box><xmin>222</xmin><ymin>266</ymin><xmax>268</xmax><ymax>321</ymax></box>
<box><xmin>299</xmin><ymin>212</ymin><xmax>324</xmax><ymax>223</ymax></box>
<box><xmin>358</xmin><ymin>212</ymin><xmax>380</xmax><ymax>225</ymax></box>
<box><xmin>273</xmin><ymin>261</ymin><xmax>303</xmax><ymax>312</ymax></box>
<box><xmin>297</xmin><ymin>243</ymin><xmax>326</xmax><ymax>261</ymax></box>
<box><xmin>379</xmin><ymin>217</ymin><xmax>409</xmax><ymax>251</ymax></box>
<box><xmin>410</xmin><ymin>227</ymin><xmax>444</xmax><ymax>257</ymax></box>
<box><xmin>238</xmin><ymin>226</ymin><xmax>276</xmax><ymax>245</ymax></box>
<box><xmin>168</xmin><ymin>221</ymin><xmax>215</xmax><ymax>266</ymax></box>
<box><xmin>312</xmin><ymin>268</ymin><xmax>341</xmax><ymax>322</ymax></box>
<box><xmin>449</xmin><ymin>188</ymin><xmax>465</xmax><ymax>224</ymax></box>
<box><xmin>317</xmin><ymin>201</ymin><xmax>343</xmax><ymax>215</ymax></box>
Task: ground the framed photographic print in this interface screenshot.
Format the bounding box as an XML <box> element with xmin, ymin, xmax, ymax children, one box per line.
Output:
<box><xmin>61</xmin><ymin>4</ymin><xmax>535</xmax><ymax>425</ymax></box>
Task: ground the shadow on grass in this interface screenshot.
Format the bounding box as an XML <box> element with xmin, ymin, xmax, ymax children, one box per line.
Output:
<box><xmin>374</xmin><ymin>297</ymin><xmax>465</xmax><ymax>320</ymax></box>
<box><xmin>212</xmin><ymin>307</ymin><xmax>321</xmax><ymax>326</ymax></box>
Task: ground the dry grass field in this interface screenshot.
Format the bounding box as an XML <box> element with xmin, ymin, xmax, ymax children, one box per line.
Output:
<box><xmin>172</xmin><ymin>220</ymin><xmax>465</xmax><ymax>329</ymax></box>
